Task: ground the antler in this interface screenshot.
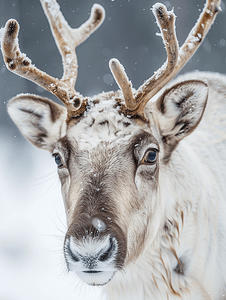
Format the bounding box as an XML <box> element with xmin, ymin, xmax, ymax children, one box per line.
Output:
<box><xmin>110</xmin><ymin>0</ymin><xmax>221</xmax><ymax>118</ymax></box>
<box><xmin>1</xmin><ymin>0</ymin><xmax>105</xmax><ymax>120</ymax></box>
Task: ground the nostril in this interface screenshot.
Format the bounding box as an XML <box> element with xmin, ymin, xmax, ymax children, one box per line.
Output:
<box><xmin>69</xmin><ymin>250</ymin><xmax>80</xmax><ymax>262</ymax></box>
<box><xmin>99</xmin><ymin>237</ymin><xmax>115</xmax><ymax>262</ymax></box>
<box><xmin>66</xmin><ymin>240</ymin><xmax>80</xmax><ymax>262</ymax></box>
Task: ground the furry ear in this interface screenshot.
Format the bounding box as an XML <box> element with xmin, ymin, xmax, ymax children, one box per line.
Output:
<box><xmin>7</xmin><ymin>94</ymin><xmax>67</xmax><ymax>151</ymax></box>
<box><xmin>155</xmin><ymin>80</ymin><xmax>208</xmax><ymax>162</ymax></box>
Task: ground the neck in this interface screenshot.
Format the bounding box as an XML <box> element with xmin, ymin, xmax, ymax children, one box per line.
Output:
<box><xmin>104</xmin><ymin>141</ymin><xmax>218</xmax><ymax>300</ymax></box>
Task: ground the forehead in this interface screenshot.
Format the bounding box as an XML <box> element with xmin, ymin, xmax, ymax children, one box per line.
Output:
<box><xmin>66</xmin><ymin>96</ymin><xmax>153</xmax><ymax>151</ymax></box>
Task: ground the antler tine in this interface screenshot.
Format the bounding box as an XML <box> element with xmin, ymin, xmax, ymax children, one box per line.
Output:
<box><xmin>2</xmin><ymin>19</ymin><xmax>63</xmax><ymax>99</ymax></box>
<box><xmin>168</xmin><ymin>0</ymin><xmax>221</xmax><ymax>82</ymax></box>
<box><xmin>40</xmin><ymin>0</ymin><xmax>105</xmax><ymax>86</ymax></box>
<box><xmin>135</xmin><ymin>0</ymin><xmax>222</xmax><ymax>116</ymax></box>
<box><xmin>134</xmin><ymin>3</ymin><xmax>179</xmax><ymax>113</ymax></box>
<box><xmin>109</xmin><ymin>58</ymin><xmax>135</xmax><ymax>110</ymax></box>
<box><xmin>1</xmin><ymin>1</ymin><xmax>105</xmax><ymax>119</ymax></box>
<box><xmin>110</xmin><ymin>4</ymin><xmax>179</xmax><ymax>116</ymax></box>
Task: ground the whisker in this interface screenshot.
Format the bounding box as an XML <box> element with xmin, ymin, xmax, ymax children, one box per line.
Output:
<box><xmin>54</xmin><ymin>205</ymin><xmax>68</xmax><ymax>231</ymax></box>
<box><xmin>34</xmin><ymin>176</ymin><xmax>59</xmax><ymax>198</ymax></box>
<box><xmin>30</xmin><ymin>175</ymin><xmax>58</xmax><ymax>187</ymax></box>
<box><xmin>29</xmin><ymin>170</ymin><xmax>57</xmax><ymax>182</ymax></box>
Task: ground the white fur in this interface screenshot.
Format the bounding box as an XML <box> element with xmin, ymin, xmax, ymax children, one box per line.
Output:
<box><xmin>103</xmin><ymin>73</ymin><xmax>226</xmax><ymax>299</ymax></box>
<box><xmin>7</xmin><ymin>72</ymin><xmax>226</xmax><ymax>299</ymax></box>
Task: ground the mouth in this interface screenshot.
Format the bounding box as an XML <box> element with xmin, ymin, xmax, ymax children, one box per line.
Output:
<box><xmin>76</xmin><ymin>270</ymin><xmax>115</xmax><ymax>286</ymax></box>
<box><xmin>83</xmin><ymin>270</ymin><xmax>102</xmax><ymax>274</ymax></box>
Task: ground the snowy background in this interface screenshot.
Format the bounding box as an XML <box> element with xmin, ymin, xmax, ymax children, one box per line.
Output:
<box><xmin>0</xmin><ymin>0</ymin><xmax>226</xmax><ymax>299</ymax></box>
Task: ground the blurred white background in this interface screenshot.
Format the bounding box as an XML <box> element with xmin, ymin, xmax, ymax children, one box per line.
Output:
<box><xmin>0</xmin><ymin>0</ymin><xmax>226</xmax><ymax>299</ymax></box>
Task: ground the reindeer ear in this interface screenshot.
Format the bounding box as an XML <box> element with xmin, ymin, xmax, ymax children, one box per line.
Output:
<box><xmin>155</xmin><ymin>80</ymin><xmax>208</xmax><ymax>161</ymax></box>
<box><xmin>7</xmin><ymin>94</ymin><xmax>67</xmax><ymax>151</ymax></box>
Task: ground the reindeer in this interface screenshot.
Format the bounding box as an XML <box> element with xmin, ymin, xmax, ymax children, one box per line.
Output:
<box><xmin>1</xmin><ymin>0</ymin><xmax>226</xmax><ymax>298</ymax></box>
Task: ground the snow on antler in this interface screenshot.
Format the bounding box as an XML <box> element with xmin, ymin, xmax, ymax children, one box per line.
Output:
<box><xmin>110</xmin><ymin>3</ymin><xmax>179</xmax><ymax>118</ymax></box>
<box><xmin>1</xmin><ymin>0</ymin><xmax>105</xmax><ymax>120</ymax></box>
<box><xmin>0</xmin><ymin>0</ymin><xmax>221</xmax><ymax>122</ymax></box>
<box><xmin>40</xmin><ymin>0</ymin><xmax>105</xmax><ymax>86</ymax></box>
<box><xmin>109</xmin><ymin>0</ymin><xmax>221</xmax><ymax>119</ymax></box>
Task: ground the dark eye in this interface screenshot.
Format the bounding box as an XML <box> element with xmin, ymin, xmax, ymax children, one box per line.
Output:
<box><xmin>144</xmin><ymin>150</ymin><xmax>157</xmax><ymax>164</ymax></box>
<box><xmin>54</xmin><ymin>154</ymin><xmax>63</xmax><ymax>167</ymax></box>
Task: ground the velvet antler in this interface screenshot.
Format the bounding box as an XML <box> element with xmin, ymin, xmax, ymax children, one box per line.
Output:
<box><xmin>1</xmin><ymin>0</ymin><xmax>105</xmax><ymax>120</ymax></box>
<box><xmin>110</xmin><ymin>0</ymin><xmax>221</xmax><ymax>118</ymax></box>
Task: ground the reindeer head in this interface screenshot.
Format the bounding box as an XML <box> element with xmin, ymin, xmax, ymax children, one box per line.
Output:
<box><xmin>1</xmin><ymin>0</ymin><xmax>220</xmax><ymax>286</ymax></box>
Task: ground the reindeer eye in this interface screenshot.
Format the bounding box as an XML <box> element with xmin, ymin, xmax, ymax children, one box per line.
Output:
<box><xmin>144</xmin><ymin>150</ymin><xmax>157</xmax><ymax>164</ymax></box>
<box><xmin>54</xmin><ymin>154</ymin><xmax>63</xmax><ymax>167</ymax></box>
